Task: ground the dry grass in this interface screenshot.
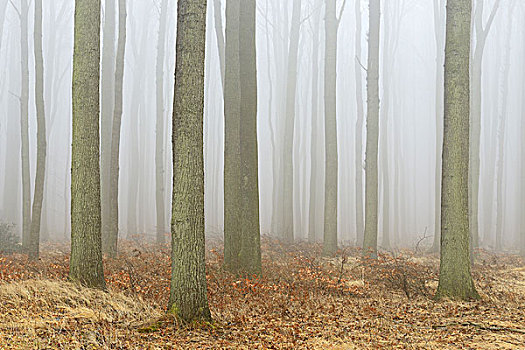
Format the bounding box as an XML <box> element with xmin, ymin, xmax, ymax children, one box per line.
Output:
<box><xmin>0</xmin><ymin>239</ymin><xmax>523</xmax><ymax>349</ymax></box>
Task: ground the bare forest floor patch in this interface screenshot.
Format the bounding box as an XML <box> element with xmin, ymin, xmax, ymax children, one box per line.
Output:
<box><xmin>0</xmin><ymin>238</ymin><xmax>524</xmax><ymax>349</ymax></box>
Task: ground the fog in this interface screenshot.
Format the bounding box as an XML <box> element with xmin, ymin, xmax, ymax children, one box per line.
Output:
<box><xmin>0</xmin><ymin>0</ymin><xmax>523</xmax><ymax>252</ymax></box>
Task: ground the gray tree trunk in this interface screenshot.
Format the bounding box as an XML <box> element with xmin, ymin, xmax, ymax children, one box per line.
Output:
<box><xmin>363</xmin><ymin>0</ymin><xmax>380</xmax><ymax>257</ymax></box>
<box><xmin>155</xmin><ymin>0</ymin><xmax>169</xmax><ymax>244</ymax></box>
<box><xmin>28</xmin><ymin>0</ymin><xmax>47</xmax><ymax>259</ymax></box>
<box><xmin>168</xmin><ymin>0</ymin><xmax>211</xmax><ymax>323</ymax></box>
<box><xmin>70</xmin><ymin>0</ymin><xmax>106</xmax><ymax>290</ymax></box>
<box><xmin>469</xmin><ymin>0</ymin><xmax>500</xmax><ymax>252</ymax></box>
<box><xmin>435</xmin><ymin>0</ymin><xmax>478</xmax><ymax>301</ymax></box>
<box><xmin>282</xmin><ymin>0</ymin><xmax>302</xmax><ymax>243</ymax></box>
<box><xmin>431</xmin><ymin>0</ymin><xmax>445</xmax><ymax>252</ymax></box>
<box><xmin>19</xmin><ymin>0</ymin><xmax>31</xmax><ymax>250</ymax></box>
<box><xmin>308</xmin><ymin>4</ymin><xmax>321</xmax><ymax>243</ymax></box>
<box><xmin>213</xmin><ymin>0</ymin><xmax>225</xmax><ymax>86</ymax></box>
<box><xmin>101</xmin><ymin>0</ymin><xmax>117</xmax><ymax>250</ymax></box>
<box><xmin>354</xmin><ymin>0</ymin><xmax>364</xmax><ymax>247</ymax></box>
<box><xmin>107</xmin><ymin>0</ymin><xmax>127</xmax><ymax>257</ymax></box>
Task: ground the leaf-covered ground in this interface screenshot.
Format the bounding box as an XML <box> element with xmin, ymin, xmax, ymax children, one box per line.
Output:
<box><xmin>0</xmin><ymin>238</ymin><xmax>524</xmax><ymax>349</ymax></box>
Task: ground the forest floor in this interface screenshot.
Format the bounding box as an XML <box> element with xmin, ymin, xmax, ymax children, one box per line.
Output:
<box><xmin>0</xmin><ymin>237</ymin><xmax>524</xmax><ymax>349</ymax></box>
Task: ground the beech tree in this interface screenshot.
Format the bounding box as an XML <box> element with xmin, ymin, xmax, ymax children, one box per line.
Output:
<box><xmin>168</xmin><ymin>0</ymin><xmax>211</xmax><ymax>323</ymax></box>
<box><xmin>70</xmin><ymin>0</ymin><xmax>106</xmax><ymax>289</ymax></box>
<box><xmin>435</xmin><ymin>0</ymin><xmax>479</xmax><ymax>301</ymax></box>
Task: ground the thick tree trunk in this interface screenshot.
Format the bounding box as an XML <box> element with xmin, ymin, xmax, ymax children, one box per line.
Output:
<box><xmin>238</xmin><ymin>0</ymin><xmax>261</xmax><ymax>274</ymax></box>
<box><xmin>308</xmin><ymin>5</ymin><xmax>321</xmax><ymax>243</ymax></box>
<box><xmin>435</xmin><ymin>0</ymin><xmax>478</xmax><ymax>301</ymax></box>
<box><xmin>101</xmin><ymin>0</ymin><xmax>117</xmax><ymax>250</ymax></box>
<box><xmin>354</xmin><ymin>0</ymin><xmax>364</xmax><ymax>247</ymax></box>
<box><xmin>28</xmin><ymin>0</ymin><xmax>47</xmax><ymax>259</ymax></box>
<box><xmin>223</xmin><ymin>0</ymin><xmax>242</xmax><ymax>270</ymax></box>
<box><xmin>70</xmin><ymin>0</ymin><xmax>106</xmax><ymax>290</ymax></box>
<box><xmin>168</xmin><ymin>0</ymin><xmax>211</xmax><ymax>323</ymax></box>
<box><xmin>363</xmin><ymin>0</ymin><xmax>380</xmax><ymax>257</ymax></box>
<box><xmin>155</xmin><ymin>0</ymin><xmax>168</xmax><ymax>245</ymax></box>
<box><xmin>107</xmin><ymin>0</ymin><xmax>127</xmax><ymax>257</ymax></box>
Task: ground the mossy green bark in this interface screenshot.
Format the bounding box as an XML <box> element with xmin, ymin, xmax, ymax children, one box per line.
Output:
<box><xmin>435</xmin><ymin>0</ymin><xmax>479</xmax><ymax>301</ymax></box>
<box><xmin>168</xmin><ymin>0</ymin><xmax>211</xmax><ymax>323</ymax></box>
<box><xmin>70</xmin><ymin>0</ymin><xmax>106</xmax><ymax>290</ymax></box>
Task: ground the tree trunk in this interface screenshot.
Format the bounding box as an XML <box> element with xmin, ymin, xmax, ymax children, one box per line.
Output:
<box><xmin>282</xmin><ymin>0</ymin><xmax>302</xmax><ymax>243</ymax></box>
<box><xmin>435</xmin><ymin>0</ymin><xmax>478</xmax><ymax>301</ymax></box>
<box><xmin>363</xmin><ymin>0</ymin><xmax>380</xmax><ymax>257</ymax></box>
<box><xmin>308</xmin><ymin>5</ymin><xmax>321</xmax><ymax>243</ymax></box>
<box><xmin>431</xmin><ymin>0</ymin><xmax>445</xmax><ymax>253</ymax></box>
<box><xmin>238</xmin><ymin>0</ymin><xmax>261</xmax><ymax>274</ymax></box>
<box><xmin>19</xmin><ymin>0</ymin><xmax>31</xmax><ymax>250</ymax></box>
<box><xmin>28</xmin><ymin>0</ymin><xmax>47</xmax><ymax>259</ymax></box>
<box><xmin>101</xmin><ymin>0</ymin><xmax>117</xmax><ymax>250</ymax></box>
<box><xmin>107</xmin><ymin>0</ymin><xmax>127</xmax><ymax>257</ymax></box>
<box><xmin>168</xmin><ymin>0</ymin><xmax>211</xmax><ymax>323</ymax></box>
<box><xmin>213</xmin><ymin>0</ymin><xmax>225</xmax><ymax>87</ymax></box>
<box><xmin>223</xmin><ymin>0</ymin><xmax>242</xmax><ymax>270</ymax></box>
<box><xmin>354</xmin><ymin>0</ymin><xmax>364</xmax><ymax>247</ymax></box>
<box><xmin>155</xmin><ymin>0</ymin><xmax>168</xmax><ymax>245</ymax></box>
<box><xmin>70</xmin><ymin>0</ymin><xmax>106</xmax><ymax>290</ymax></box>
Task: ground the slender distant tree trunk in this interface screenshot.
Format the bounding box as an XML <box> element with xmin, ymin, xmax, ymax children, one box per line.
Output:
<box><xmin>282</xmin><ymin>0</ymin><xmax>302</xmax><ymax>243</ymax></box>
<box><xmin>70</xmin><ymin>0</ymin><xmax>106</xmax><ymax>290</ymax></box>
<box><xmin>322</xmin><ymin>0</ymin><xmax>339</xmax><ymax>256</ymax></box>
<box><xmin>363</xmin><ymin>0</ymin><xmax>380</xmax><ymax>257</ymax></box>
<box><xmin>0</xmin><ymin>0</ymin><xmax>7</xmax><ymax>53</ymax></box>
<box><xmin>494</xmin><ymin>1</ymin><xmax>513</xmax><ymax>251</ymax></box>
<box><xmin>28</xmin><ymin>0</ymin><xmax>47</xmax><ymax>259</ymax></box>
<box><xmin>354</xmin><ymin>0</ymin><xmax>365</xmax><ymax>247</ymax></box>
<box><xmin>521</xmin><ymin>64</ymin><xmax>525</xmax><ymax>256</ymax></box>
<box><xmin>435</xmin><ymin>0</ymin><xmax>478</xmax><ymax>301</ymax></box>
<box><xmin>155</xmin><ymin>0</ymin><xmax>168</xmax><ymax>245</ymax></box>
<box><xmin>19</xmin><ymin>0</ymin><xmax>31</xmax><ymax>250</ymax></box>
<box><xmin>308</xmin><ymin>5</ymin><xmax>321</xmax><ymax>243</ymax></box>
<box><xmin>223</xmin><ymin>0</ymin><xmax>242</xmax><ymax>270</ymax></box>
<box><xmin>107</xmin><ymin>0</ymin><xmax>127</xmax><ymax>257</ymax></box>
<box><xmin>168</xmin><ymin>0</ymin><xmax>211</xmax><ymax>323</ymax></box>
<box><xmin>431</xmin><ymin>0</ymin><xmax>445</xmax><ymax>253</ymax></box>
<box><xmin>469</xmin><ymin>0</ymin><xmax>501</xmax><ymax>254</ymax></box>
<box><xmin>101</xmin><ymin>0</ymin><xmax>117</xmax><ymax>250</ymax></box>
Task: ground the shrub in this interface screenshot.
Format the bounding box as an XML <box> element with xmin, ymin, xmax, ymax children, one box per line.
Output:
<box><xmin>0</xmin><ymin>222</ymin><xmax>20</xmax><ymax>254</ymax></box>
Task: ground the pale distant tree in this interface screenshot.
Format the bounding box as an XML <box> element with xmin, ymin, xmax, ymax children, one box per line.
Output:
<box><xmin>70</xmin><ymin>0</ymin><xmax>106</xmax><ymax>289</ymax></box>
<box><xmin>362</xmin><ymin>0</ymin><xmax>380</xmax><ymax>257</ymax></box>
<box><xmin>435</xmin><ymin>0</ymin><xmax>478</xmax><ymax>301</ymax></box>
<box><xmin>0</xmin><ymin>0</ymin><xmax>7</xmax><ymax>52</ymax></box>
<box><xmin>431</xmin><ymin>0</ymin><xmax>445</xmax><ymax>252</ymax></box>
<box><xmin>168</xmin><ymin>0</ymin><xmax>211</xmax><ymax>323</ymax></box>
<box><xmin>108</xmin><ymin>0</ymin><xmax>127</xmax><ymax>257</ymax></box>
<box><xmin>354</xmin><ymin>0</ymin><xmax>364</xmax><ymax>246</ymax></box>
<box><xmin>282</xmin><ymin>0</ymin><xmax>302</xmax><ymax>243</ymax></box>
<box><xmin>28</xmin><ymin>0</ymin><xmax>47</xmax><ymax>259</ymax></box>
<box><xmin>469</xmin><ymin>0</ymin><xmax>501</xmax><ymax>250</ymax></box>
<box><xmin>155</xmin><ymin>0</ymin><xmax>169</xmax><ymax>245</ymax></box>
<box><xmin>308</xmin><ymin>2</ymin><xmax>322</xmax><ymax>243</ymax></box>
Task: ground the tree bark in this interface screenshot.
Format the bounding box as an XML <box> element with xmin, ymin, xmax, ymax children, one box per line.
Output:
<box><xmin>28</xmin><ymin>0</ymin><xmax>47</xmax><ymax>259</ymax></box>
<box><xmin>363</xmin><ymin>0</ymin><xmax>380</xmax><ymax>257</ymax></box>
<box><xmin>70</xmin><ymin>0</ymin><xmax>106</xmax><ymax>290</ymax></box>
<box><xmin>168</xmin><ymin>0</ymin><xmax>211</xmax><ymax>323</ymax></box>
<box><xmin>435</xmin><ymin>0</ymin><xmax>478</xmax><ymax>301</ymax></box>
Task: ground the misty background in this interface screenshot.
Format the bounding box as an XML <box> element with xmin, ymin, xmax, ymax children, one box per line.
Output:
<box><xmin>0</xmin><ymin>0</ymin><xmax>523</xmax><ymax>251</ymax></box>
